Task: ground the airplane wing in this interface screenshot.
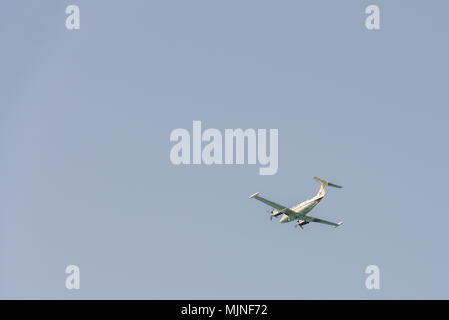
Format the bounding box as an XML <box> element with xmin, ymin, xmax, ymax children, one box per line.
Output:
<box><xmin>249</xmin><ymin>192</ymin><xmax>297</xmax><ymax>216</ymax></box>
<box><xmin>302</xmin><ymin>215</ymin><xmax>343</xmax><ymax>228</ymax></box>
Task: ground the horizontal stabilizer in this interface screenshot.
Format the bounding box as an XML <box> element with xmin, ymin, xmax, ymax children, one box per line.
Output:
<box><xmin>313</xmin><ymin>177</ymin><xmax>342</xmax><ymax>188</ymax></box>
<box><xmin>249</xmin><ymin>192</ymin><xmax>260</xmax><ymax>199</ymax></box>
<box><xmin>328</xmin><ymin>182</ymin><xmax>343</xmax><ymax>188</ymax></box>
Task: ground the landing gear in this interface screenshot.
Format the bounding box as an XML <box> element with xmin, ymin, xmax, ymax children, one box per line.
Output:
<box><xmin>295</xmin><ymin>220</ymin><xmax>309</xmax><ymax>229</ymax></box>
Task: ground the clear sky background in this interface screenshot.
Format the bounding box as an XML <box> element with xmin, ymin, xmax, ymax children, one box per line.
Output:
<box><xmin>1</xmin><ymin>1</ymin><xmax>448</xmax><ymax>299</ymax></box>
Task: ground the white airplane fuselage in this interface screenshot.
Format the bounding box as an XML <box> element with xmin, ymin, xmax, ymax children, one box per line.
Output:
<box><xmin>278</xmin><ymin>197</ymin><xmax>322</xmax><ymax>223</ymax></box>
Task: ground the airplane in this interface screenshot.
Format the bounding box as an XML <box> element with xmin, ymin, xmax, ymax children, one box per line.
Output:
<box><xmin>249</xmin><ymin>177</ymin><xmax>343</xmax><ymax>229</ymax></box>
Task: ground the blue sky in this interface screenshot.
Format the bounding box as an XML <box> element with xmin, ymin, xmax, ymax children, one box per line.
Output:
<box><xmin>1</xmin><ymin>1</ymin><xmax>448</xmax><ymax>298</ymax></box>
